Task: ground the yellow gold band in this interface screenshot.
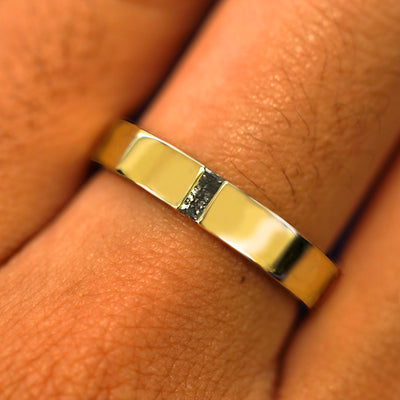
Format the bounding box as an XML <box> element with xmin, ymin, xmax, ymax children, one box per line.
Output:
<box><xmin>93</xmin><ymin>120</ymin><xmax>338</xmax><ymax>307</ymax></box>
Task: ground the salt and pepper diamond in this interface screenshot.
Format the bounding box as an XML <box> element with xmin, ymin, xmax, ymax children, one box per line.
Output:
<box><xmin>178</xmin><ymin>168</ymin><xmax>224</xmax><ymax>221</ymax></box>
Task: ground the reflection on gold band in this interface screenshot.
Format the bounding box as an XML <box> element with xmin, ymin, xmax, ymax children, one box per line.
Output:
<box><xmin>93</xmin><ymin>120</ymin><xmax>338</xmax><ymax>307</ymax></box>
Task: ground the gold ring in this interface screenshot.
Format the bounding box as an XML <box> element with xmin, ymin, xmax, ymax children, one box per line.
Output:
<box><xmin>93</xmin><ymin>120</ymin><xmax>338</xmax><ymax>307</ymax></box>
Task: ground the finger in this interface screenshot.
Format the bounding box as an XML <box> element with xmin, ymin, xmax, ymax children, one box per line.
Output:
<box><xmin>1</xmin><ymin>0</ymin><xmax>400</xmax><ymax>398</ymax></box>
<box><xmin>0</xmin><ymin>0</ymin><xmax>214</xmax><ymax>262</ymax></box>
<box><xmin>278</xmin><ymin>149</ymin><xmax>400</xmax><ymax>400</ymax></box>
<box><xmin>143</xmin><ymin>0</ymin><xmax>400</xmax><ymax>251</ymax></box>
<box><xmin>0</xmin><ymin>174</ymin><xmax>293</xmax><ymax>399</ymax></box>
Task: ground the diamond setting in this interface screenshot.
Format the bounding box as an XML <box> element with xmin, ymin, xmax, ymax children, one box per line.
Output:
<box><xmin>178</xmin><ymin>169</ymin><xmax>224</xmax><ymax>221</ymax></box>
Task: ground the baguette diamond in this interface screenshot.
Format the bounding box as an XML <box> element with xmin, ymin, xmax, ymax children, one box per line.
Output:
<box><xmin>178</xmin><ymin>168</ymin><xmax>224</xmax><ymax>221</ymax></box>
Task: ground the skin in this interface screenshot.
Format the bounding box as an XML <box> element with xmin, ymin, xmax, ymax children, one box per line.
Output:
<box><xmin>0</xmin><ymin>0</ymin><xmax>399</xmax><ymax>398</ymax></box>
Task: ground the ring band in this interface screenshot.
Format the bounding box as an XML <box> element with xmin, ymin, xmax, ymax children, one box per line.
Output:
<box><xmin>93</xmin><ymin>120</ymin><xmax>338</xmax><ymax>307</ymax></box>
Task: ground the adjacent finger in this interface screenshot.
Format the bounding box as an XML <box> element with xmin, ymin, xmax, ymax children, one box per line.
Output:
<box><xmin>0</xmin><ymin>0</ymin><xmax>214</xmax><ymax>262</ymax></box>
<box><xmin>278</xmin><ymin>149</ymin><xmax>400</xmax><ymax>400</ymax></box>
<box><xmin>1</xmin><ymin>0</ymin><xmax>400</xmax><ymax>398</ymax></box>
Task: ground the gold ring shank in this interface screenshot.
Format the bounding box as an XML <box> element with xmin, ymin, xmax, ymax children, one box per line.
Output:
<box><xmin>94</xmin><ymin>121</ymin><xmax>337</xmax><ymax>307</ymax></box>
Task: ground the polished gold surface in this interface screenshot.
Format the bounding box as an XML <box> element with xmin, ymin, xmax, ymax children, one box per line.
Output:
<box><xmin>200</xmin><ymin>183</ymin><xmax>337</xmax><ymax>306</ymax></box>
<box><xmin>200</xmin><ymin>182</ymin><xmax>296</xmax><ymax>271</ymax></box>
<box><xmin>93</xmin><ymin>120</ymin><xmax>338</xmax><ymax>307</ymax></box>
<box><xmin>95</xmin><ymin>121</ymin><xmax>203</xmax><ymax>208</ymax></box>
<box><xmin>282</xmin><ymin>245</ymin><xmax>337</xmax><ymax>307</ymax></box>
<box><xmin>93</xmin><ymin>121</ymin><xmax>140</xmax><ymax>170</ymax></box>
